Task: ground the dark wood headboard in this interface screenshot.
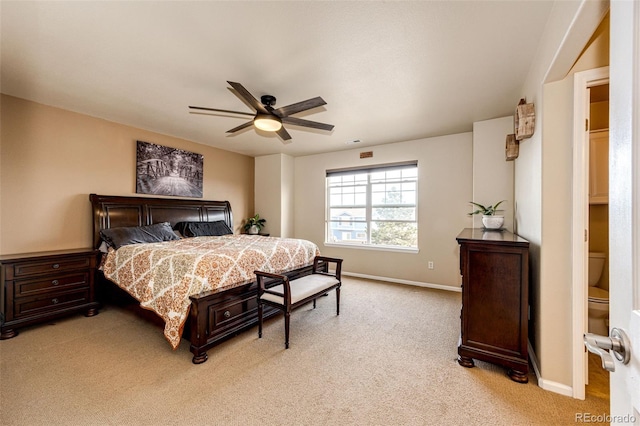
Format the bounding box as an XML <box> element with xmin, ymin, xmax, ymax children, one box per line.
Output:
<box><xmin>89</xmin><ymin>194</ymin><xmax>233</xmax><ymax>249</ymax></box>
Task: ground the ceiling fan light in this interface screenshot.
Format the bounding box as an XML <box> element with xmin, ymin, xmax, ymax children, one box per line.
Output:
<box><xmin>254</xmin><ymin>114</ymin><xmax>282</xmax><ymax>132</ymax></box>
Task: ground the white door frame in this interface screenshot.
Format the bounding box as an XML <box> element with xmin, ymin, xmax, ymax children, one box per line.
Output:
<box><xmin>571</xmin><ymin>66</ymin><xmax>609</xmax><ymax>400</ymax></box>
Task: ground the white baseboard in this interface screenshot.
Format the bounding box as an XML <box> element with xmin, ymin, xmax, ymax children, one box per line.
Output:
<box><xmin>342</xmin><ymin>271</ymin><xmax>462</xmax><ymax>293</ymax></box>
<box><xmin>528</xmin><ymin>341</ymin><xmax>574</xmax><ymax>397</ymax></box>
<box><xmin>537</xmin><ymin>378</ymin><xmax>574</xmax><ymax>397</ymax></box>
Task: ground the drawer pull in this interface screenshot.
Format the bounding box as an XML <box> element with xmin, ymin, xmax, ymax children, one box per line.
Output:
<box><xmin>223</xmin><ymin>310</ymin><xmax>231</xmax><ymax>318</ymax></box>
<box><xmin>52</xmin><ymin>298</ymin><xmax>59</xmax><ymax>304</ymax></box>
<box><xmin>52</xmin><ymin>280</ymin><xmax>59</xmax><ymax>286</ymax></box>
<box><xmin>52</xmin><ymin>264</ymin><xmax>60</xmax><ymax>269</ymax></box>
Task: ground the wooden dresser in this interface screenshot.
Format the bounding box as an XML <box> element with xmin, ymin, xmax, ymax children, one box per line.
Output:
<box><xmin>456</xmin><ymin>228</ymin><xmax>530</xmax><ymax>383</ymax></box>
<box><xmin>0</xmin><ymin>248</ymin><xmax>100</xmax><ymax>339</ymax></box>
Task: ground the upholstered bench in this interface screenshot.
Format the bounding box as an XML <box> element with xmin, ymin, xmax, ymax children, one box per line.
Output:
<box><xmin>255</xmin><ymin>256</ymin><xmax>343</xmax><ymax>348</ymax></box>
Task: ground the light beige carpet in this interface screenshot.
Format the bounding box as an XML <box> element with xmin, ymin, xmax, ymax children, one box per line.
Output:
<box><xmin>0</xmin><ymin>277</ymin><xmax>608</xmax><ymax>425</ymax></box>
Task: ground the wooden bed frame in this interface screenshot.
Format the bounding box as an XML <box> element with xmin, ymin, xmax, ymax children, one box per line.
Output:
<box><xmin>90</xmin><ymin>194</ymin><xmax>318</xmax><ymax>364</ymax></box>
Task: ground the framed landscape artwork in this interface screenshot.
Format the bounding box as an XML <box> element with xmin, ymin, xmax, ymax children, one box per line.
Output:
<box><xmin>135</xmin><ymin>141</ymin><xmax>203</xmax><ymax>198</ymax></box>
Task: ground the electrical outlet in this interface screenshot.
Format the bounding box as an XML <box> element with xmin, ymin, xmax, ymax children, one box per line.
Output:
<box><xmin>428</xmin><ymin>261</ymin><xmax>434</xmax><ymax>269</ymax></box>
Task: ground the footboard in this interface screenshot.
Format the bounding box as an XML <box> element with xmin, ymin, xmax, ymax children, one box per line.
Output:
<box><xmin>187</xmin><ymin>261</ymin><xmax>325</xmax><ymax>364</ymax></box>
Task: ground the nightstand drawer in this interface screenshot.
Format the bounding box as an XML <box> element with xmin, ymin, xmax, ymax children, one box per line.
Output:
<box><xmin>14</xmin><ymin>272</ymin><xmax>90</xmax><ymax>297</ymax></box>
<box><xmin>14</xmin><ymin>289</ymin><xmax>90</xmax><ymax>319</ymax></box>
<box><xmin>12</xmin><ymin>256</ymin><xmax>91</xmax><ymax>278</ymax></box>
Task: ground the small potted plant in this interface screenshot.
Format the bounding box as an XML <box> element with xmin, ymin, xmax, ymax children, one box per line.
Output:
<box><xmin>244</xmin><ymin>214</ymin><xmax>266</xmax><ymax>235</ymax></box>
<box><xmin>468</xmin><ymin>201</ymin><xmax>505</xmax><ymax>230</ymax></box>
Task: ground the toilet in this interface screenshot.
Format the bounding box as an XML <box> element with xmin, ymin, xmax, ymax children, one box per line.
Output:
<box><xmin>588</xmin><ymin>252</ymin><xmax>609</xmax><ymax>336</ymax></box>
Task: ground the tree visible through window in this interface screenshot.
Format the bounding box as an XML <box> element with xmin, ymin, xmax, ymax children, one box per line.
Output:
<box><xmin>326</xmin><ymin>162</ymin><xmax>418</xmax><ymax>249</ymax></box>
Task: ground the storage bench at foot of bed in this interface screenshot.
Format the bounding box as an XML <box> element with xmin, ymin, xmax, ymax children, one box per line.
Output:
<box><xmin>187</xmin><ymin>261</ymin><xmax>324</xmax><ymax>364</ymax></box>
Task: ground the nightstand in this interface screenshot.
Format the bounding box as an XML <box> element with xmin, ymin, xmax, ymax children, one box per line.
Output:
<box><xmin>0</xmin><ymin>248</ymin><xmax>100</xmax><ymax>339</ymax></box>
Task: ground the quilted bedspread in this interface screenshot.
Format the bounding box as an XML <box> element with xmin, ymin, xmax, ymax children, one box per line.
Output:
<box><xmin>102</xmin><ymin>234</ymin><xmax>320</xmax><ymax>349</ymax></box>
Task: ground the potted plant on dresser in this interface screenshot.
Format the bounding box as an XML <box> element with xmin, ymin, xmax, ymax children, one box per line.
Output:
<box><xmin>244</xmin><ymin>214</ymin><xmax>266</xmax><ymax>235</ymax></box>
<box><xmin>468</xmin><ymin>201</ymin><xmax>505</xmax><ymax>230</ymax></box>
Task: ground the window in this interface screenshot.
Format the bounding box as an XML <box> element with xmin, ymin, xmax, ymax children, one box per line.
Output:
<box><xmin>326</xmin><ymin>161</ymin><xmax>418</xmax><ymax>249</ymax></box>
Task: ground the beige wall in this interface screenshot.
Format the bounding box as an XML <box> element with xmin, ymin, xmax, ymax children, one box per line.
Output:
<box><xmin>0</xmin><ymin>95</ymin><xmax>255</xmax><ymax>255</ymax></box>
<box><xmin>281</xmin><ymin>154</ymin><xmax>294</xmax><ymax>238</ymax></box>
<box><xmin>255</xmin><ymin>154</ymin><xmax>283</xmax><ymax>237</ymax></box>
<box><xmin>472</xmin><ymin>117</ymin><xmax>515</xmax><ymax>231</ymax></box>
<box><xmin>294</xmin><ymin>133</ymin><xmax>472</xmax><ymax>289</ymax></box>
<box><xmin>590</xmin><ymin>100</ymin><xmax>609</xmax><ymax>131</ymax></box>
<box><xmin>254</xmin><ymin>153</ymin><xmax>294</xmax><ymax>238</ymax></box>
<box><xmin>538</xmin><ymin>10</ymin><xmax>609</xmax><ymax>389</ymax></box>
<box><xmin>540</xmin><ymin>77</ymin><xmax>575</xmax><ymax>386</ymax></box>
<box><xmin>516</xmin><ymin>1</ymin><xmax>609</xmax><ymax>393</ymax></box>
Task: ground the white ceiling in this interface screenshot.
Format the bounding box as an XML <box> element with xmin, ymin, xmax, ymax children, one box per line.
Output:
<box><xmin>1</xmin><ymin>1</ymin><xmax>556</xmax><ymax>158</ymax></box>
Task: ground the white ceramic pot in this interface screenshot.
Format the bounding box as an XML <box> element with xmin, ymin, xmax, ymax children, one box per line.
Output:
<box><xmin>482</xmin><ymin>215</ymin><xmax>504</xmax><ymax>230</ymax></box>
<box><xmin>248</xmin><ymin>225</ymin><xmax>259</xmax><ymax>235</ymax></box>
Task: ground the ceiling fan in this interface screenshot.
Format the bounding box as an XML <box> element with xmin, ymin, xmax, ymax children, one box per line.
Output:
<box><xmin>189</xmin><ymin>81</ymin><xmax>334</xmax><ymax>142</ymax></box>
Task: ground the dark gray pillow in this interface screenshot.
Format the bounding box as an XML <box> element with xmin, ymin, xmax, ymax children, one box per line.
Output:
<box><xmin>174</xmin><ymin>221</ymin><xmax>233</xmax><ymax>237</ymax></box>
<box><xmin>100</xmin><ymin>222</ymin><xmax>180</xmax><ymax>250</ymax></box>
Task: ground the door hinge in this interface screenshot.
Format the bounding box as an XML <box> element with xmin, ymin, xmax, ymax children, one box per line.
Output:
<box><xmin>586</xmin><ymin>119</ymin><xmax>589</xmax><ymax>132</ymax></box>
<box><xmin>585</xmin><ymin>229</ymin><xmax>588</xmax><ymax>242</ymax></box>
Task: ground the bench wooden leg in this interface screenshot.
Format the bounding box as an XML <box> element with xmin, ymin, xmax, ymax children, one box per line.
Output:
<box><xmin>258</xmin><ymin>302</ymin><xmax>263</xmax><ymax>338</ymax></box>
<box><xmin>284</xmin><ymin>311</ymin><xmax>291</xmax><ymax>349</ymax></box>
<box><xmin>336</xmin><ymin>287</ymin><xmax>340</xmax><ymax>316</ymax></box>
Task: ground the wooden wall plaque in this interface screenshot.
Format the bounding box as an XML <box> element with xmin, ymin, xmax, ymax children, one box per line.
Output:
<box><xmin>506</xmin><ymin>133</ymin><xmax>519</xmax><ymax>161</ymax></box>
<box><xmin>515</xmin><ymin>98</ymin><xmax>535</xmax><ymax>140</ymax></box>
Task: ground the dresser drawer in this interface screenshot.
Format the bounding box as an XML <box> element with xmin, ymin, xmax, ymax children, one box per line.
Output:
<box><xmin>12</xmin><ymin>256</ymin><xmax>91</xmax><ymax>278</ymax></box>
<box><xmin>14</xmin><ymin>289</ymin><xmax>90</xmax><ymax>319</ymax></box>
<box><xmin>14</xmin><ymin>272</ymin><xmax>90</xmax><ymax>297</ymax></box>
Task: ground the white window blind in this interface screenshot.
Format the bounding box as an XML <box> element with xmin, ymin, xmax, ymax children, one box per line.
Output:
<box><xmin>326</xmin><ymin>161</ymin><xmax>418</xmax><ymax>249</ymax></box>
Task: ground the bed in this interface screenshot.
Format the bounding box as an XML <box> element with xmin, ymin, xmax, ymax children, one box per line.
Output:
<box><xmin>90</xmin><ymin>194</ymin><xmax>322</xmax><ymax>363</ymax></box>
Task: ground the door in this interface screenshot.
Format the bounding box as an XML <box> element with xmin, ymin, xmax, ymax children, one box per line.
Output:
<box><xmin>608</xmin><ymin>0</ymin><xmax>639</xmax><ymax>419</ymax></box>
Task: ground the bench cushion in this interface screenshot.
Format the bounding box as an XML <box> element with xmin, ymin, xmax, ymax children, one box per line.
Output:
<box><xmin>260</xmin><ymin>274</ymin><xmax>340</xmax><ymax>306</ymax></box>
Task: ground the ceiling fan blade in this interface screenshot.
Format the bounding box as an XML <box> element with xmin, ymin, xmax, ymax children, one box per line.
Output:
<box><xmin>227</xmin><ymin>81</ymin><xmax>269</xmax><ymax>114</ymax></box>
<box><xmin>274</xmin><ymin>96</ymin><xmax>326</xmax><ymax>117</ymax></box>
<box><xmin>226</xmin><ymin>120</ymin><xmax>255</xmax><ymax>133</ymax></box>
<box><xmin>189</xmin><ymin>106</ymin><xmax>254</xmax><ymax>117</ymax></box>
<box><xmin>281</xmin><ymin>116</ymin><xmax>334</xmax><ymax>131</ymax></box>
<box><xmin>276</xmin><ymin>127</ymin><xmax>292</xmax><ymax>141</ymax></box>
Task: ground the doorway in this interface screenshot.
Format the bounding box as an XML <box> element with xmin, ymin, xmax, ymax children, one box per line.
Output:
<box><xmin>571</xmin><ymin>66</ymin><xmax>609</xmax><ymax>400</ymax></box>
<box><xmin>585</xmin><ymin>83</ymin><xmax>610</xmax><ymax>400</ymax></box>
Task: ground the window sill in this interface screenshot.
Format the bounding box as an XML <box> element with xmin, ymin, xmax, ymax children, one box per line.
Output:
<box><xmin>324</xmin><ymin>242</ymin><xmax>419</xmax><ymax>254</ymax></box>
